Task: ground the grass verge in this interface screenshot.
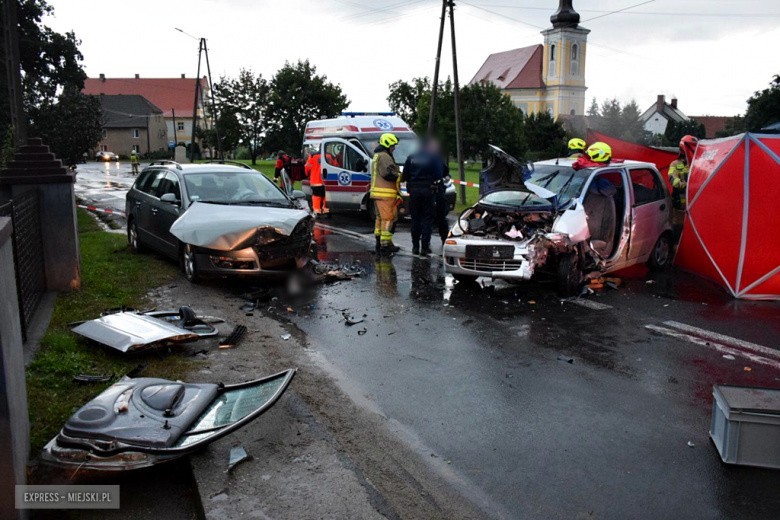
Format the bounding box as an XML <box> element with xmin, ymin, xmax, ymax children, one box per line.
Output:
<box><xmin>26</xmin><ymin>210</ymin><xmax>187</xmax><ymax>452</ymax></box>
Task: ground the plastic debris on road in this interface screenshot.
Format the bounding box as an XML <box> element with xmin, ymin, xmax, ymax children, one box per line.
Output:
<box><xmin>281</xmin><ymin>333</ymin><xmax>292</xmax><ymax>341</ymax></box>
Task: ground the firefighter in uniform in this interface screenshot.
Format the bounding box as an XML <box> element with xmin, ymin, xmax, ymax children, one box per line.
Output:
<box><xmin>130</xmin><ymin>149</ymin><xmax>140</xmax><ymax>175</ymax></box>
<box><xmin>669</xmin><ymin>135</ymin><xmax>698</xmax><ymax>211</ymax></box>
<box><xmin>370</xmin><ymin>133</ymin><xmax>402</xmax><ymax>254</ymax></box>
<box><xmin>568</xmin><ymin>138</ymin><xmax>587</xmax><ymax>159</ymax></box>
<box><xmin>304</xmin><ymin>146</ymin><xmax>329</xmax><ymax>216</ymax></box>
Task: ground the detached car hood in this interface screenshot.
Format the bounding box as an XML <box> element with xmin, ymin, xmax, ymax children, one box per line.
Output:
<box><xmin>170</xmin><ymin>201</ymin><xmax>310</xmax><ymax>251</ymax></box>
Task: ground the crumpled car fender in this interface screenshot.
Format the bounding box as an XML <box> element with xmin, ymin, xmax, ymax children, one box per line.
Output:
<box><xmin>170</xmin><ymin>202</ymin><xmax>311</xmax><ymax>251</ymax></box>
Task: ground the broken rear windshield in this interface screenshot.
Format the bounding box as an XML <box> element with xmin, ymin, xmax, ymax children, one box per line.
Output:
<box><xmin>528</xmin><ymin>165</ymin><xmax>589</xmax><ymax>206</ymax></box>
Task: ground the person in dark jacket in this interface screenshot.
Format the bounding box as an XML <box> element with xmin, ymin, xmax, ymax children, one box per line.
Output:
<box><xmin>402</xmin><ymin>138</ymin><xmax>444</xmax><ymax>255</ymax></box>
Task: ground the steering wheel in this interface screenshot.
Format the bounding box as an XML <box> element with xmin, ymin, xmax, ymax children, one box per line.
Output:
<box><xmin>236</xmin><ymin>189</ymin><xmax>256</xmax><ymax>201</ymax></box>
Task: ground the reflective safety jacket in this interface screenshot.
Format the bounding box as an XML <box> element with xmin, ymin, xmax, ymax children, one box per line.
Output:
<box><xmin>370</xmin><ymin>148</ymin><xmax>401</xmax><ymax>199</ymax></box>
<box><xmin>668</xmin><ymin>159</ymin><xmax>689</xmax><ymax>208</ymax></box>
<box><xmin>305</xmin><ymin>153</ymin><xmax>323</xmax><ymax>186</ymax></box>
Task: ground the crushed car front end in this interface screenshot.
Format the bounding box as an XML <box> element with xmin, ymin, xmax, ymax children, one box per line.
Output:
<box><xmin>187</xmin><ymin>218</ymin><xmax>314</xmax><ymax>278</ymax></box>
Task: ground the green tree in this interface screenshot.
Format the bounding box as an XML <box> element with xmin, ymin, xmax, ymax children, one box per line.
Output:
<box><xmin>523</xmin><ymin>112</ymin><xmax>566</xmax><ymax>160</ymax></box>
<box><xmin>459</xmin><ymin>82</ymin><xmax>525</xmax><ymax>159</ymax></box>
<box><xmin>264</xmin><ymin>60</ymin><xmax>349</xmax><ymax>156</ymax></box>
<box><xmin>414</xmin><ymin>79</ymin><xmax>455</xmax><ymax>155</ymax></box>
<box><xmin>387</xmin><ymin>77</ymin><xmax>430</xmax><ymax>128</ymax></box>
<box><xmin>1</xmin><ymin>0</ymin><xmax>87</xmax><ymax>164</ymax></box>
<box><xmin>198</xmin><ymin>109</ymin><xmax>242</xmax><ymax>156</ymax></box>
<box><xmin>588</xmin><ymin>97</ymin><xmax>650</xmax><ymax>144</ymax></box>
<box><xmin>213</xmin><ymin>69</ymin><xmax>270</xmax><ymax>164</ymax></box>
<box><xmin>30</xmin><ymin>90</ymin><xmax>101</xmax><ymax>165</ymax></box>
<box><xmin>744</xmin><ymin>74</ymin><xmax>780</xmax><ymax>132</ymax></box>
<box><xmin>663</xmin><ymin>118</ymin><xmax>705</xmax><ymax>147</ymax></box>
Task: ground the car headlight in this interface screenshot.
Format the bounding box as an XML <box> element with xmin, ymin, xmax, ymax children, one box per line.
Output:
<box><xmin>255</xmin><ymin>227</ymin><xmax>284</xmax><ymax>246</ymax></box>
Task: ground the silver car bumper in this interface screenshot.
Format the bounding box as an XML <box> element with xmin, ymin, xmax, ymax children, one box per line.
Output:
<box><xmin>442</xmin><ymin>237</ymin><xmax>539</xmax><ymax>281</ymax></box>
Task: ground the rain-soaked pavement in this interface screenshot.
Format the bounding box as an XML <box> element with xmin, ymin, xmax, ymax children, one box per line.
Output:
<box><xmin>74</xmin><ymin>163</ymin><xmax>780</xmax><ymax>519</ymax></box>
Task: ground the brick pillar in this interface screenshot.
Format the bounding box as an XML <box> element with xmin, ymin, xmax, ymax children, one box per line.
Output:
<box><xmin>0</xmin><ymin>138</ymin><xmax>80</xmax><ymax>291</ymax></box>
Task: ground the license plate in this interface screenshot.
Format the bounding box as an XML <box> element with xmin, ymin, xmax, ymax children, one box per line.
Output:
<box><xmin>465</xmin><ymin>245</ymin><xmax>515</xmax><ymax>259</ymax></box>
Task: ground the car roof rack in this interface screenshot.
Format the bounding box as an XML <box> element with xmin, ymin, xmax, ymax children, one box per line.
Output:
<box><xmin>202</xmin><ymin>160</ymin><xmax>253</xmax><ymax>170</ymax></box>
<box><xmin>148</xmin><ymin>160</ymin><xmax>183</xmax><ymax>170</ymax></box>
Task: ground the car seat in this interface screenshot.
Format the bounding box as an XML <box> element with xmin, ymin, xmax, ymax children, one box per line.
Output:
<box><xmin>584</xmin><ymin>177</ymin><xmax>617</xmax><ymax>258</ymax></box>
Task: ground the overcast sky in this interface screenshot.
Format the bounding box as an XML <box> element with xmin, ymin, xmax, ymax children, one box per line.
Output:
<box><xmin>45</xmin><ymin>0</ymin><xmax>780</xmax><ymax>117</ymax></box>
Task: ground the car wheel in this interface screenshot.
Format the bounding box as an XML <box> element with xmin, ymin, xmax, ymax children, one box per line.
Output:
<box><xmin>453</xmin><ymin>273</ymin><xmax>478</xmax><ymax>284</ymax></box>
<box><xmin>180</xmin><ymin>243</ymin><xmax>201</xmax><ymax>283</ymax></box>
<box><xmin>647</xmin><ymin>233</ymin><xmax>673</xmax><ymax>270</ymax></box>
<box><xmin>127</xmin><ymin>220</ymin><xmax>146</xmax><ymax>253</ymax></box>
<box><xmin>557</xmin><ymin>253</ymin><xmax>582</xmax><ymax>297</ymax></box>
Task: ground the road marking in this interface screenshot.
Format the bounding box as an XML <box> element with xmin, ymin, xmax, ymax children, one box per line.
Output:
<box><xmin>662</xmin><ymin>320</ymin><xmax>778</xmax><ymax>359</ymax></box>
<box><xmin>565</xmin><ymin>298</ymin><xmax>613</xmax><ymax>310</ymax></box>
<box><xmin>645</xmin><ymin>325</ymin><xmax>780</xmax><ymax>370</ymax></box>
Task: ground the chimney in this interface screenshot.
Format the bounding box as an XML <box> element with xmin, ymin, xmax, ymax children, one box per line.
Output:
<box><xmin>181</xmin><ymin>73</ymin><xmax>185</xmax><ymax>79</ymax></box>
<box><xmin>671</xmin><ymin>98</ymin><xmax>678</xmax><ymax>109</ymax></box>
<box><xmin>99</xmin><ymin>73</ymin><xmax>105</xmax><ymax>81</ymax></box>
<box><xmin>656</xmin><ymin>94</ymin><xmax>665</xmax><ymax>112</ymax></box>
<box><xmin>134</xmin><ymin>73</ymin><xmax>140</xmax><ymax>79</ymax></box>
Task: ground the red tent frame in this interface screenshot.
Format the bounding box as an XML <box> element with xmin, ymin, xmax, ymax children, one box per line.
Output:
<box><xmin>675</xmin><ymin>133</ymin><xmax>780</xmax><ymax>300</ymax></box>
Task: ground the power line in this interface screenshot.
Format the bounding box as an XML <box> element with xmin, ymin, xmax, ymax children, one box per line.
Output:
<box><xmin>581</xmin><ymin>0</ymin><xmax>655</xmax><ymax>23</ymax></box>
<box><xmin>475</xmin><ymin>3</ymin><xmax>780</xmax><ymax>18</ymax></box>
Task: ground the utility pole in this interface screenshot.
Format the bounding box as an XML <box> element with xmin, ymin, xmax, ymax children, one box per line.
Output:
<box><xmin>189</xmin><ymin>39</ymin><xmax>203</xmax><ymax>163</ymax></box>
<box><xmin>448</xmin><ymin>0</ymin><xmax>466</xmax><ymax>205</ymax></box>
<box><xmin>201</xmin><ymin>38</ymin><xmax>222</xmax><ymax>160</ymax></box>
<box><xmin>426</xmin><ymin>0</ymin><xmax>448</xmax><ymax>137</ymax></box>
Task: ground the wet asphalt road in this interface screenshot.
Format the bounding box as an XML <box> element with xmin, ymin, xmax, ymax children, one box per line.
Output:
<box><xmin>74</xmin><ymin>163</ymin><xmax>780</xmax><ymax>519</ymax></box>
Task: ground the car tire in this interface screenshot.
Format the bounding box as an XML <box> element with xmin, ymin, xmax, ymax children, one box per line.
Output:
<box><xmin>127</xmin><ymin>220</ymin><xmax>146</xmax><ymax>253</ymax></box>
<box><xmin>180</xmin><ymin>243</ymin><xmax>201</xmax><ymax>283</ymax></box>
<box><xmin>647</xmin><ymin>233</ymin><xmax>673</xmax><ymax>271</ymax></box>
<box><xmin>453</xmin><ymin>273</ymin><xmax>478</xmax><ymax>284</ymax></box>
<box><xmin>557</xmin><ymin>253</ymin><xmax>582</xmax><ymax>297</ymax></box>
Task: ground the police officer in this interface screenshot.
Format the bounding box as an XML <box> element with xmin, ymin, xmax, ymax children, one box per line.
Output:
<box><xmin>402</xmin><ymin>138</ymin><xmax>444</xmax><ymax>256</ymax></box>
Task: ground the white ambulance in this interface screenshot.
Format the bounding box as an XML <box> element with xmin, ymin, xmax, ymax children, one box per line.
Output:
<box><xmin>300</xmin><ymin>113</ymin><xmax>456</xmax><ymax>218</ymax></box>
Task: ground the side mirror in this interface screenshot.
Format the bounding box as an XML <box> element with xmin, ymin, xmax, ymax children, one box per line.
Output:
<box><xmin>291</xmin><ymin>190</ymin><xmax>306</xmax><ymax>200</ymax></box>
<box><xmin>160</xmin><ymin>193</ymin><xmax>180</xmax><ymax>205</ymax></box>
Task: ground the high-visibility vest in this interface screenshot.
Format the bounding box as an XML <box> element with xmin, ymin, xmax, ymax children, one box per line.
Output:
<box><xmin>370</xmin><ymin>150</ymin><xmax>400</xmax><ymax>199</ymax></box>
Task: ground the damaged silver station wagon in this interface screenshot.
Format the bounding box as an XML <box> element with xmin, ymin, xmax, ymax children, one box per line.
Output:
<box><xmin>126</xmin><ymin>161</ymin><xmax>313</xmax><ymax>282</ymax></box>
<box><xmin>443</xmin><ymin>146</ymin><xmax>674</xmax><ymax>295</ymax></box>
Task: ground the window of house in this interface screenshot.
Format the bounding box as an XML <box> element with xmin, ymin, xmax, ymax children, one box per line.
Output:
<box><xmin>570</xmin><ymin>43</ymin><xmax>580</xmax><ymax>76</ymax></box>
<box><xmin>132</xmin><ymin>128</ymin><xmax>140</xmax><ymax>138</ymax></box>
<box><xmin>100</xmin><ymin>144</ymin><xmax>108</xmax><ymax>152</ymax></box>
<box><xmin>101</xmin><ymin>129</ymin><xmax>107</xmax><ymax>139</ymax></box>
<box><xmin>550</xmin><ymin>44</ymin><xmax>556</xmax><ymax>62</ymax></box>
<box><xmin>177</xmin><ymin>122</ymin><xmax>185</xmax><ymax>131</ymax></box>
<box><xmin>629</xmin><ymin>168</ymin><xmax>664</xmax><ymax>206</ymax></box>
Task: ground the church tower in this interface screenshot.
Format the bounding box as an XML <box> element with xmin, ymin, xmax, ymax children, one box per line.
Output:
<box><xmin>541</xmin><ymin>0</ymin><xmax>589</xmax><ymax>117</ymax></box>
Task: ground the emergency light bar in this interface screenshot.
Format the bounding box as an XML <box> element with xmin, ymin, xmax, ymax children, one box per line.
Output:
<box><xmin>340</xmin><ymin>112</ymin><xmax>396</xmax><ymax>117</ymax></box>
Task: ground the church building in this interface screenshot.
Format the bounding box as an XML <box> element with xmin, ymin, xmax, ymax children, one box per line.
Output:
<box><xmin>469</xmin><ymin>0</ymin><xmax>589</xmax><ymax>119</ymax></box>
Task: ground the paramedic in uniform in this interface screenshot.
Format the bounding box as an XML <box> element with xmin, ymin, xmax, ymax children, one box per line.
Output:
<box><xmin>370</xmin><ymin>133</ymin><xmax>402</xmax><ymax>254</ymax></box>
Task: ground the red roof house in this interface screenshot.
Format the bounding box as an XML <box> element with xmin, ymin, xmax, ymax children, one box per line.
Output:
<box><xmin>83</xmin><ymin>74</ymin><xmax>207</xmax><ymax>118</ymax></box>
<box><xmin>470</xmin><ymin>45</ymin><xmax>545</xmax><ymax>90</ymax></box>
